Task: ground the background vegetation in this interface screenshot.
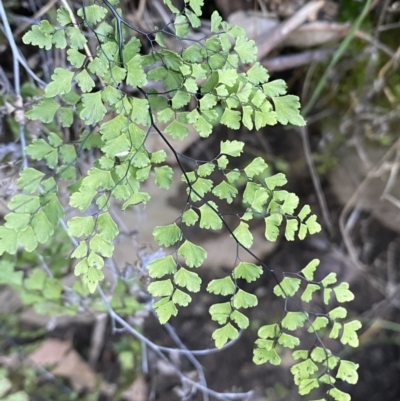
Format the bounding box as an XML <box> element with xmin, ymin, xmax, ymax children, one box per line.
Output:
<box><xmin>0</xmin><ymin>0</ymin><xmax>399</xmax><ymax>400</ymax></box>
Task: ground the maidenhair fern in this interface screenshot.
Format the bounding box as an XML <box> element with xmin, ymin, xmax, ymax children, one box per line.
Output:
<box><xmin>0</xmin><ymin>0</ymin><xmax>361</xmax><ymax>399</ymax></box>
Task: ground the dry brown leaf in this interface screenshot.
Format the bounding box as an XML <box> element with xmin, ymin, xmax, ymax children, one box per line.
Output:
<box><xmin>29</xmin><ymin>339</ymin><xmax>97</xmax><ymax>391</ymax></box>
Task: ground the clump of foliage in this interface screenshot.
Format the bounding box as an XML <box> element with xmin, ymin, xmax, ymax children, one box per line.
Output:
<box><xmin>0</xmin><ymin>0</ymin><xmax>360</xmax><ymax>399</ymax></box>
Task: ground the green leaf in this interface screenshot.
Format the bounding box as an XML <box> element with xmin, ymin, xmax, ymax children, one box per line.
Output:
<box><xmin>69</xmin><ymin>188</ymin><xmax>97</xmax><ymax>211</ymax></box>
<box><xmin>282</xmin><ymin>311</ymin><xmax>308</xmax><ymax>331</ymax></box>
<box><xmin>301</xmin><ymin>259</ymin><xmax>320</xmax><ymax>280</ymax></box>
<box><xmin>52</xmin><ymin>30</ymin><xmax>66</xmax><ymax>49</ymax></box>
<box><xmin>232</xmin><ymin>221</ymin><xmax>253</xmax><ymax>248</ymax></box>
<box><xmin>147</xmin><ymin>255</ymin><xmax>177</xmax><ymax>278</ymax></box>
<box><xmin>234</xmin><ymin>36</ymin><xmax>257</xmax><ymax>63</ymax></box>
<box><xmin>154</xmin><ymin>166</ymin><xmax>173</xmax><ymax>189</ymax></box>
<box><xmin>327</xmin><ymin>388</ymin><xmax>351</xmax><ymax>401</ymax></box>
<box><xmin>80</xmin><ymin>92</ymin><xmax>107</xmax><ymax>125</ymax></box>
<box><xmin>75</xmin><ymin>69</ymin><xmax>95</xmax><ymax>92</ymax></box>
<box><xmin>31</xmin><ymin>211</ymin><xmax>54</xmax><ymax>243</ymax></box>
<box><xmin>57</xmin><ymin>7</ymin><xmax>71</xmax><ymax>26</ymax></box>
<box><xmin>251</xmin><ymin>188</ymin><xmax>269</xmax><ymax>212</ymax></box>
<box><xmin>244</xmin><ymin>157</ymin><xmax>268</xmax><ymax>178</ymax></box>
<box><xmin>102</xmin><ymin>85</ymin><xmax>122</xmax><ymax>106</ymax></box>
<box><xmin>97</xmin><ymin>213</ymin><xmax>118</xmax><ymax>241</ymax></box>
<box><xmin>262</xmin><ymin>79</ymin><xmax>287</xmax><ymax>97</ymax></box>
<box><xmin>126</xmin><ymin>55</ymin><xmax>147</xmax><ymax>87</ymax></box>
<box><xmin>71</xmin><ymin>241</ymin><xmax>88</xmax><ymax>258</ymax></box>
<box><xmin>102</xmin><ymin>134</ymin><xmax>130</xmax><ymax>159</ymax></box>
<box><xmin>4</xmin><ymin>213</ymin><xmax>30</xmax><ymax>231</ymax></box>
<box><xmin>66</xmin><ymin>26</ymin><xmax>87</xmax><ymax>49</ymax></box>
<box><xmin>18</xmin><ymin>226</ymin><xmax>38</xmax><ymax>252</ymax></box>
<box><xmin>8</xmin><ymin>194</ymin><xmax>40</xmax><ymax>213</ymax></box>
<box><xmin>273</xmin><ymin>276</ymin><xmax>301</xmax><ymax>298</ymax></box>
<box><xmin>148</xmin><ymin>279</ymin><xmax>174</xmax><ymax>297</ymax></box>
<box><xmin>217</xmin><ymin>155</ymin><xmax>229</xmax><ymax>169</ymax></box>
<box><xmin>43</xmin><ymin>194</ymin><xmax>64</xmax><ymax>226</ymax></box>
<box><xmin>210</xmin><ymin>10</ymin><xmax>222</xmax><ymax>32</ymax></box>
<box><xmin>182</xmin><ymin>209</ymin><xmax>198</xmax><ymax>226</ymax></box>
<box><xmin>220</xmin><ymin>109</ymin><xmax>241</xmax><ymax>130</ymax></box>
<box><xmin>67</xmin><ymin>48</ymin><xmax>86</xmax><ymax>68</ymax></box>
<box><xmin>329</xmin><ymin>306</ymin><xmax>347</xmax><ymax>320</ymax></box>
<box><xmin>301</xmin><ymin>283</ymin><xmax>320</xmax><ymax>302</ymax></box>
<box><xmin>212</xmin><ymin>181</ymin><xmax>238</xmax><ymax>204</ymax></box>
<box><xmin>172</xmin><ymin>289</ymin><xmax>191</xmax><ymax>306</ymax></box>
<box><xmin>190</xmin><ymin>177</ymin><xmax>213</xmax><ymax>201</ymax></box>
<box><xmin>272</xmin><ymin>95</ymin><xmax>306</xmax><ymax>126</ymax></box>
<box><xmin>207</xmin><ymin>276</ymin><xmax>236</xmax><ymax>295</ymax></box>
<box><xmin>230</xmin><ymin>310</ymin><xmax>249</xmax><ymax>329</ymax></box>
<box><xmin>220</xmin><ymin>140</ymin><xmax>244</xmax><ymax>157</ymax></box>
<box><xmin>74</xmin><ymin>258</ymin><xmax>89</xmax><ymax>275</ymax></box>
<box><xmin>209</xmin><ymin>302</ymin><xmax>231</xmax><ymax>325</ymax></box>
<box><xmin>153</xmin><ymin>223</ymin><xmax>181</xmax><ymax>247</ymax></box>
<box><xmin>194</xmin><ymin>115</ymin><xmax>213</xmax><ymax>138</ymax></box>
<box><xmin>226</xmin><ymin>170</ymin><xmax>241</xmax><ymax>183</ymax></box>
<box><xmin>197</xmin><ymin>163</ymin><xmax>215</xmax><ymax>178</ymax></box>
<box><xmin>188</xmin><ymin>0</ymin><xmax>204</xmax><ymax>16</ymax></box>
<box><xmin>258</xmin><ymin>323</ymin><xmax>279</xmax><ymax>339</ymax></box>
<box><xmin>278</xmin><ymin>333</ymin><xmax>300</xmax><ymax>349</ymax></box>
<box><xmin>305</xmin><ymin>214</ymin><xmax>321</xmax><ymax>234</ymax></box>
<box><xmin>246</xmin><ymin>62</ymin><xmax>269</xmax><ymax>84</ymax></box>
<box><xmin>22</xmin><ymin>23</ymin><xmax>53</xmax><ymax>50</ymax></box>
<box><xmin>212</xmin><ymin>323</ymin><xmax>239</xmax><ymax>349</ymax></box>
<box><xmin>172</xmin><ymin>91</ymin><xmax>191</xmax><ymax>109</ymax></box>
<box><xmin>153</xmin><ymin>298</ymin><xmax>178</xmax><ymax>324</ymax></box>
<box><xmin>265</xmin><ymin>173</ymin><xmax>287</xmax><ymax>189</ymax></box>
<box><xmin>82</xmin><ymin>266</ymin><xmax>104</xmax><ymax>293</ymax></box>
<box><xmin>165</xmin><ymin>120</ymin><xmax>189</xmax><ymax>140</ymax></box>
<box><xmin>200</xmin><ymin>94</ymin><xmax>217</xmax><ymax>111</ymax></box>
<box><xmin>177</xmin><ymin>240</ymin><xmax>207</xmax><ymax>268</ymax></box>
<box><xmin>308</xmin><ymin>316</ymin><xmax>329</xmax><ymax>333</ymax></box>
<box><xmin>17</xmin><ymin>168</ymin><xmax>44</xmax><ymax>193</ymax></box>
<box><xmin>88</xmin><ymin>252</ymin><xmax>104</xmax><ymax>269</ymax></box>
<box><xmin>336</xmin><ymin>360</ymin><xmax>359</xmax><ymax>385</ymax></box>
<box><xmin>44</xmin><ymin>68</ymin><xmax>74</xmax><ymax>97</ymax></box>
<box><xmin>89</xmin><ymin>234</ymin><xmax>113</xmax><ymax>258</ymax></box>
<box><xmin>265</xmin><ymin>214</ymin><xmax>282</xmax><ymax>242</ymax></box>
<box><xmin>174</xmin><ymin>14</ymin><xmax>189</xmax><ymax>37</ymax></box>
<box><xmin>298</xmin><ymin>204</ymin><xmax>311</xmax><ymax>221</ymax></box>
<box><xmin>291</xmin><ymin>359</ymin><xmax>318</xmax><ymax>382</ymax></box>
<box><xmin>298</xmin><ymin>378</ymin><xmax>319</xmax><ymax>396</ymax></box>
<box><xmin>333</xmin><ymin>282</ymin><xmax>355</xmax><ymax>303</ymax></box>
<box><xmin>26</xmin><ymin>98</ymin><xmax>60</xmax><ymax>123</ymax></box>
<box><xmin>341</xmin><ymin>320</ymin><xmax>362</xmax><ymax>347</ymax></box>
<box><xmin>292</xmin><ymin>350</ymin><xmax>308</xmax><ymax>360</ymax></box>
<box><xmin>42</xmin><ymin>277</ymin><xmax>63</xmax><ymax>300</ymax></box>
<box><xmin>285</xmin><ymin>219</ymin><xmax>298</xmax><ymax>241</ymax></box>
<box><xmin>233</xmin><ymin>289</ymin><xmax>258</xmax><ymax>309</ymax></box>
<box><xmin>24</xmin><ymin>269</ymin><xmax>47</xmax><ymax>291</ymax></box>
<box><xmin>0</xmin><ymin>227</ymin><xmax>18</xmax><ymax>256</ymax></box>
<box><xmin>329</xmin><ymin>322</ymin><xmax>342</xmax><ymax>339</ymax></box>
<box><xmin>198</xmin><ymin>202</ymin><xmax>222</xmax><ymax>230</ymax></box>
<box><xmin>281</xmin><ymin>193</ymin><xmax>299</xmax><ymax>214</ymax></box>
<box><xmin>148</xmin><ymin>151</ymin><xmax>166</xmax><ymax>166</ymax></box>
<box><xmin>122</xmin><ymin>192</ymin><xmax>151</xmax><ymax>209</ymax></box>
<box><xmin>321</xmin><ymin>272</ymin><xmax>337</xmax><ymax>287</ymax></box>
<box><xmin>59</xmin><ymin>107</ymin><xmax>73</xmax><ymax>128</ymax></box>
<box><xmin>233</xmin><ymin>262</ymin><xmax>262</xmax><ymax>283</ymax></box>
<box><xmin>253</xmin><ymin>348</ymin><xmax>281</xmax><ymax>365</ymax></box>
<box><xmin>77</xmin><ymin>4</ymin><xmax>107</xmax><ymax>24</ymax></box>
<box><xmin>242</xmin><ymin>105</ymin><xmax>253</xmax><ymax>130</ymax></box>
<box><xmin>218</xmin><ymin>69</ymin><xmax>238</xmax><ymax>87</ymax></box>
<box><xmin>324</xmin><ymin>288</ymin><xmax>332</xmax><ymax>304</ymax></box>
<box><xmin>163</xmin><ymin>0</ymin><xmax>179</xmax><ymax>13</ymax></box>
<box><xmin>174</xmin><ymin>268</ymin><xmax>201</xmax><ymax>292</ymax></box>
